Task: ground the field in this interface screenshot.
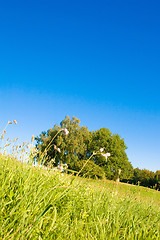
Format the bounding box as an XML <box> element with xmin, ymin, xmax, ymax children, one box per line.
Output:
<box><xmin>1</xmin><ymin>155</ymin><xmax>160</xmax><ymax>240</ymax></box>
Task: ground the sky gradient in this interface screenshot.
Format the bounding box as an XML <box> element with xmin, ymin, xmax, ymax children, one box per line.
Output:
<box><xmin>0</xmin><ymin>0</ymin><xmax>160</xmax><ymax>171</ymax></box>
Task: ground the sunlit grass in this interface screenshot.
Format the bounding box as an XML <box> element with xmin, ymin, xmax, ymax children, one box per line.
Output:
<box><xmin>1</xmin><ymin>154</ymin><xmax>160</xmax><ymax>240</ymax></box>
<box><xmin>0</xmin><ymin>120</ymin><xmax>160</xmax><ymax>239</ymax></box>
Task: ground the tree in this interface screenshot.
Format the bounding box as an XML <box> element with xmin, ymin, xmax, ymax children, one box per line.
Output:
<box><xmin>35</xmin><ymin>116</ymin><xmax>91</xmax><ymax>168</ymax></box>
<box><xmin>72</xmin><ymin>160</ymin><xmax>105</xmax><ymax>179</ymax></box>
<box><xmin>35</xmin><ymin>116</ymin><xmax>133</xmax><ymax>181</ymax></box>
<box><xmin>132</xmin><ymin>168</ymin><xmax>157</xmax><ymax>188</ymax></box>
<box><xmin>155</xmin><ymin>170</ymin><xmax>160</xmax><ymax>189</ymax></box>
<box><xmin>89</xmin><ymin>129</ymin><xmax>133</xmax><ymax>180</ymax></box>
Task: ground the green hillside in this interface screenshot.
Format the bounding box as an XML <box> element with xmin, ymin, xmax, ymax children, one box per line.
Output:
<box><xmin>1</xmin><ymin>155</ymin><xmax>160</xmax><ymax>240</ymax></box>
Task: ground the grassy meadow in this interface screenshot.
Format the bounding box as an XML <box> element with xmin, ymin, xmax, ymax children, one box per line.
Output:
<box><xmin>0</xmin><ymin>155</ymin><xmax>160</xmax><ymax>240</ymax></box>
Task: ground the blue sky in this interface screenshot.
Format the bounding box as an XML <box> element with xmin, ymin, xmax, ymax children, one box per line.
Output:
<box><xmin>0</xmin><ymin>0</ymin><xmax>160</xmax><ymax>171</ymax></box>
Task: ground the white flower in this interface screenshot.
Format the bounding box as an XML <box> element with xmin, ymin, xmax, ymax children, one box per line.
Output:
<box><xmin>62</xmin><ymin>128</ymin><xmax>69</xmax><ymax>135</ymax></box>
<box><xmin>99</xmin><ymin>148</ymin><xmax>104</xmax><ymax>152</ymax></box>
<box><xmin>101</xmin><ymin>152</ymin><xmax>110</xmax><ymax>161</ymax></box>
<box><xmin>54</xmin><ymin>145</ymin><xmax>61</xmax><ymax>152</ymax></box>
<box><xmin>57</xmin><ymin>147</ymin><xmax>61</xmax><ymax>153</ymax></box>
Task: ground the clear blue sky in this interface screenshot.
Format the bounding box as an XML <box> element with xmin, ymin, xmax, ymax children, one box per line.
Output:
<box><xmin>0</xmin><ymin>0</ymin><xmax>160</xmax><ymax>171</ymax></box>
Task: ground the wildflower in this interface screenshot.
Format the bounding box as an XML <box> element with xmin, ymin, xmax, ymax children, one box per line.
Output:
<box><xmin>62</xmin><ymin>128</ymin><xmax>69</xmax><ymax>135</ymax></box>
<box><xmin>101</xmin><ymin>152</ymin><xmax>110</xmax><ymax>161</ymax></box>
<box><xmin>8</xmin><ymin>121</ymin><xmax>12</xmax><ymax>124</ymax></box>
<box><xmin>4</xmin><ymin>130</ymin><xmax>6</xmax><ymax>134</ymax></box>
<box><xmin>1</xmin><ymin>134</ymin><xmax>4</xmax><ymax>140</ymax></box>
<box><xmin>57</xmin><ymin>147</ymin><xmax>61</xmax><ymax>153</ymax></box>
<box><xmin>54</xmin><ymin>145</ymin><xmax>61</xmax><ymax>152</ymax></box>
<box><xmin>99</xmin><ymin>148</ymin><xmax>104</xmax><ymax>152</ymax></box>
<box><xmin>13</xmin><ymin>120</ymin><xmax>17</xmax><ymax>125</ymax></box>
<box><xmin>54</xmin><ymin>145</ymin><xmax>57</xmax><ymax>150</ymax></box>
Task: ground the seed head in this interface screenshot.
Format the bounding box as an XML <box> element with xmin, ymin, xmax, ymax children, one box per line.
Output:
<box><xmin>13</xmin><ymin>120</ymin><xmax>17</xmax><ymax>125</ymax></box>
<box><xmin>31</xmin><ymin>135</ymin><xmax>34</xmax><ymax>143</ymax></box>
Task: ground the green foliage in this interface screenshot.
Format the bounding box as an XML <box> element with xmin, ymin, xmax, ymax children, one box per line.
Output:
<box><xmin>35</xmin><ymin>116</ymin><xmax>160</xmax><ymax>188</ymax></box>
<box><xmin>36</xmin><ymin>116</ymin><xmax>133</xmax><ymax>181</ymax></box>
<box><xmin>35</xmin><ymin>116</ymin><xmax>91</xmax><ymax>168</ymax></box>
<box><xmin>72</xmin><ymin>159</ymin><xmax>105</xmax><ymax>179</ymax></box>
<box><xmin>155</xmin><ymin>170</ymin><xmax>160</xmax><ymax>188</ymax></box>
<box><xmin>89</xmin><ymin>129</ymin><xmax>133</xmax><ymax>180</ymax></box>
<box><xmin>58</xmin><ymin>116</ymin><xmax>91</xmax><ymax>167</ymax></box>
<box><xmin>131</xmin><ymin>168</ymin><xmax>158</xmax><ymax>188</ymax></box>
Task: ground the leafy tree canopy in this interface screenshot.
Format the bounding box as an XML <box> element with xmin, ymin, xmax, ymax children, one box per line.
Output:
<box><xmin>35</xmin><ymin>116</ymin><xmax>133</xmax><ymax>180</ymax></box>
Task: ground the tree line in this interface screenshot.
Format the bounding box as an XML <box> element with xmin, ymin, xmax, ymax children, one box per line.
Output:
<box><xmin>35</xmin><ymin>116</ymin><xmax>160</xmax><ymax>190</ymax></box>
<box><xmin>128</xmin><ymin>168</ymin><xmax>160</xmax><ymax>190</ymax></box>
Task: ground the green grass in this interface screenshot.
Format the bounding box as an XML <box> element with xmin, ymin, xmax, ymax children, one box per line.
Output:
<box><xmin>1</xmin><ymin>155</ymin><xmax>160</xmax><ymax>240</ymax></box>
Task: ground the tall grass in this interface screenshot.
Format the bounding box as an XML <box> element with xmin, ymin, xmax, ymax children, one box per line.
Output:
<box><xmin>1</xmin><ymin>154</ymin><xmax>160</xmax><ymax>240</ymax></box>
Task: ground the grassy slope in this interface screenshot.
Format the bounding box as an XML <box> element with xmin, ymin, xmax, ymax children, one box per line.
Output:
<box><xmin>0</xmin><ymin>155</ymin><xmax>160</xmax><ymax>240</ymax></box>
